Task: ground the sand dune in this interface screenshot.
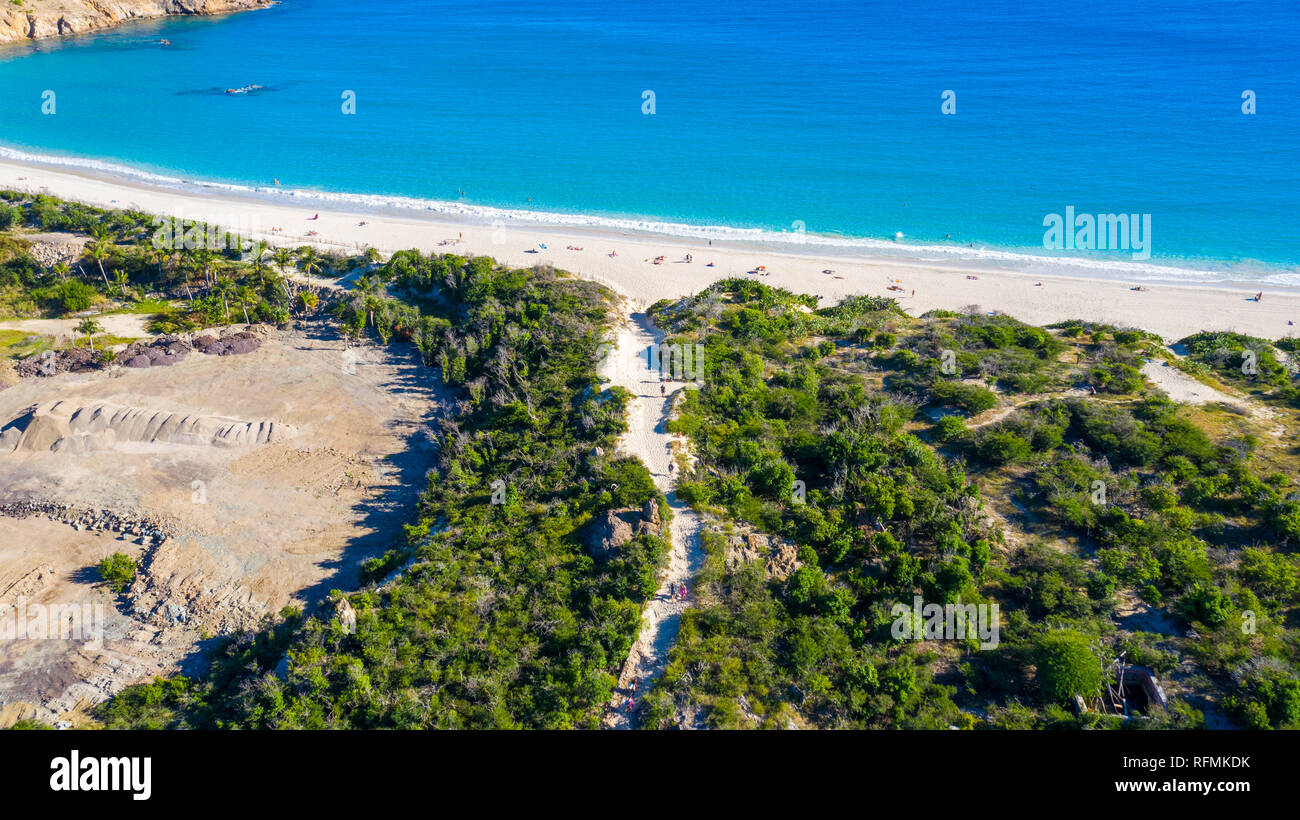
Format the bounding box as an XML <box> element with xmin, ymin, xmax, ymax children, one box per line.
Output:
<box><xmin>0</xmin><ymin>400</ymin><xmax>291</xmax><ymax>454</ymax></box>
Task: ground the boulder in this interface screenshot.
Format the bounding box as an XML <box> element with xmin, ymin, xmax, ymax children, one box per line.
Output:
<box><xmin>582</xmin><ymin>509</ymin><xmax>635</xmax><ymax>562</ymax></box>
<box><xmin>638</xmin><ymin>498</ymin><xmax>663</xmax><ymax>537</ymax></box>
<box><xmin>334</xmin><ymin>597</ymin><xmax>357</xmax><ymax>635</ymax></box>
<box><xmin>583</xmin><ymin>501</ymin><xmax>665</xmax><ymax>560</ymax></box>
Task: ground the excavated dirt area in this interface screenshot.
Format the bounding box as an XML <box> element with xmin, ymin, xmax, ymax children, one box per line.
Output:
<box><xmin>0</xmin><ymin>323</ymin><xmax>444</xmax><ymax>726</ymax></box>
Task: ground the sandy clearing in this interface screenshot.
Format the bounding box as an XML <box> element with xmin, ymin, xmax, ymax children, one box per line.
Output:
<box><xmin>599</xmin><ymin>305</ymin><xmax>703</xmax><ymax>729</ymax></box>
<box><xmin>1140</xmin><ymin>360</ymin><xmax>1239</xmax><ymax>406</ymax></box>
<box><xmin>0</xmin><ymin>314</ymin><xmax>150</xmax><ymax>342</ymax></box>
<box><xmin>0</xmin><ymin>323</ymin><xmax>446</xmax><ymax>724</ymax></box>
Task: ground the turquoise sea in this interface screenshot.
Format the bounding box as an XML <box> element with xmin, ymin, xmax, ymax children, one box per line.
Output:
<box><xmin>0</xmin><ymin>0</ymin><xmax>1297</xmax><ymax>281</ymax></box>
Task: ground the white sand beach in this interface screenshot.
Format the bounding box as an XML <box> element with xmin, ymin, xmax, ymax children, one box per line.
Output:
<box><xmin>2</xmin><ymin>157</ymin><xmax>1297</xmax><ymax>342</ymax></box>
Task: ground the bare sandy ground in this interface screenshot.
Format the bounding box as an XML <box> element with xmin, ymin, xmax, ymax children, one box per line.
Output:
<box><xmin>0</xmin><ymin>324</ymin><xmax>445</xmax><ymax>725</ymax></box>
<box><xmin>0</xmin><ymin>314</ymin><xmax>149</xmax><ymax>342</ymax></box>
<box><xmin>2</xmin><ymin>158</ymin><xmax>1298</xmax><ymax>343</ymax></box>
<box><xmin>1140</xmin><ymin>360</ymin><xmax>1239</xmax><ymax>406</ymax></box>
<box><xmin>598</xmin><ymin>306</ymin><xmax>702</xmax><ymax>729</ymax></box>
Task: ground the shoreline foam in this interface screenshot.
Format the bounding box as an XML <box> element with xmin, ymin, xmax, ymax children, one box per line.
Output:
<box><xmin>2</xmin><ymin>151</ymin><xmax>1300</xmax><ymax>343</ymax></box>
<box><xmin>2</xmin><ymin>144</ymin><xmax>1295</xmax><ymax>289</ymax></box>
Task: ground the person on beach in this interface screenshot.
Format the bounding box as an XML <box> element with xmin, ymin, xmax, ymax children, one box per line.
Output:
<box><xmin>1256</xmin><ymin>291</ymin><xmax>1263</xmax><ymax>302</ymax></box>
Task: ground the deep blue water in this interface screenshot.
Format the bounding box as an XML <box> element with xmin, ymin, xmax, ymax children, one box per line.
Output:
<box><xmin>0</xmin><ymin>0</ymin><xmax>1297</xmax><ymax>278</ymax></box>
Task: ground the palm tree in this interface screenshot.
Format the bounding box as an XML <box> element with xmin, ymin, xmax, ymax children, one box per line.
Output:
<box><xmin>177</xmin><ymin>251</ymin><xmax>198</xmax><ymax>299</ymax></box>
<box><xmin>113</xmin><ymin>269</ymin><xmax>130</xmax><ymax>299</ymax></box>
<box><xmin>355</xmin><ymin>274</ymin><xmax>378</xmax><ymax>295</ymax></box>
<box><xmin>250</xmin><ymin>240</ymin><xmax>270</xmax><ymax>285</ymax></box>
<box><xmin>76</xmin><ymin>317</ymin><xmax>102</xmax><ymax>350</ymax></box>
<box><xmin>235</xmin><ymin>285</ymin><xmax>258</xmax><ymax>325</ymax></box>
<box><xmin>194</xmin><ymin>248</ymin><xmax>216</xmax><ymax>290</ymax></box>
<box><xmin>84</xmin><ymin>239</ymin><xmax>113</xmax><ymax>289</ymax></box>
<box><xmin>148</xmin><ymin>244</ymin><xmax>172</xmax><ymax>286</ymax></box>
<box><xmin>273</xmin><ymin>247</ymin><xmax>294</xmax><ymax>278</ymax></box>
<box><xmin>213</xmin><ymin>277</ymin><xmax>234</xmax><ymax>323</ymax></box>
<box><xmin>297</xmin><ymin>247</ymin><xmax>321</xmax><ymax>278</ymax></box>
<box><xmin>296</xmin><ymin>291</ymin><xmax>319</xmax><ymax>317</ymax></box>
<box><xmin>52</xmin><ymin>262</ymin><xmax>70</xmax><ymax>281</ymax></box>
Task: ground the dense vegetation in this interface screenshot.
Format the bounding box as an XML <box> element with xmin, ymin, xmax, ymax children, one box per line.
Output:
<box><xmin>5</xmin><ymin>195</ymin><xmax>1296</xmax><ymax>731</ymax></box>
<box><xmin>0</xmin><ymin>191</ymin><xmax>362</xmax><ymax>347</ymax></box>
<box><xmin>99</xmin><ymin>253</ymin><xmax>670</xmax><ymax>729</ymax></box>
<box><xmin>636</xmin><ymin>280</ymin><xmax>1298</xmax><ymax>729</ymax></box>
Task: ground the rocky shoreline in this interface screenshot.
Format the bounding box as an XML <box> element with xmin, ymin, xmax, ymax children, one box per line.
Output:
<box><xmin>0</xmin><ymin>0</ymin><xmax>273</xmax><ymax>45</ymax></box>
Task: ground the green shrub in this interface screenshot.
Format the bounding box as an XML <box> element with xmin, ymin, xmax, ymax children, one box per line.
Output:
<box><xmin>931</xmin><ymin>380</ymin><xmax>997</xmax><ymax>414</ymax></box>
<box><xmin>1034</xmin><ymin>630</ymin><xmax>1103</xmax><ymax>706</ymax></box>
<box><xmin>97</xmin><ymin>552</ymin><xmax>136</xmax><ymax>593</ymax></box>
<box><xmin>932</xmin><ymin>415</ymin><xmax>967</xmax><ymax>443</ymax></box>
<box><xmin>52</xmin><ymin>279</ymin><xmax>97</xmax><ymax>314</ymax></box>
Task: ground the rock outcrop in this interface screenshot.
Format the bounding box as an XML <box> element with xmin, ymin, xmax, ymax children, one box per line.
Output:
<box><xmin>334</xmin><ymin>597</ymin><xmax>356</xmax><ymax>634</ymax></box>
<box><xmin>719</xmin><ymin>524</ymin><xmax>801</xmax><ymax>581</ymax></box>
<box><xmin>0</xmin><ymin>1</ymin><xmax>273</xmax><ymax>45</ymax></box>
<box><xmin>581</xmin><ymin>500</ymin><xmax>664</xmax><ymax>562</ymax></box>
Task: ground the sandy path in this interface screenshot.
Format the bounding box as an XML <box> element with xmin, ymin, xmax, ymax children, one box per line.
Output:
<box><xmin>4</xmin><ymin>158</ymin><xmax>1300</xmax><ymax>343</ymax></box>
<box><xmin>599</xmin><ymin>305</ymin><xmax>702</xmax><ymax>729</ymax></box>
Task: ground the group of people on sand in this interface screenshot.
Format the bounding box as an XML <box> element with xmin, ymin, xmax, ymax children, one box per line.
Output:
<box><xmin>640</xmin><ymin>253</ymin><xmax>704</xmax><ymax>266</ymax></box>
<box><xmin>616</xmin><ymin>581</ymin><xmax>690</xmax><ymax>713</ymax></box>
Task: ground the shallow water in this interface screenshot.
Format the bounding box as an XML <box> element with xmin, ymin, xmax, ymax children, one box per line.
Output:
<box><xmin>0</xmin><ymin>0</ymin><xmax>1296</xmax><ymax>279</ymax></box>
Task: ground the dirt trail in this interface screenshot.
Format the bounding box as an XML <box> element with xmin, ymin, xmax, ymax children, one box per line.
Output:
<box><xmin>599</xmin><ymin>303</ymin><xmax>703</xmax><ymax>729</ymax></box>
